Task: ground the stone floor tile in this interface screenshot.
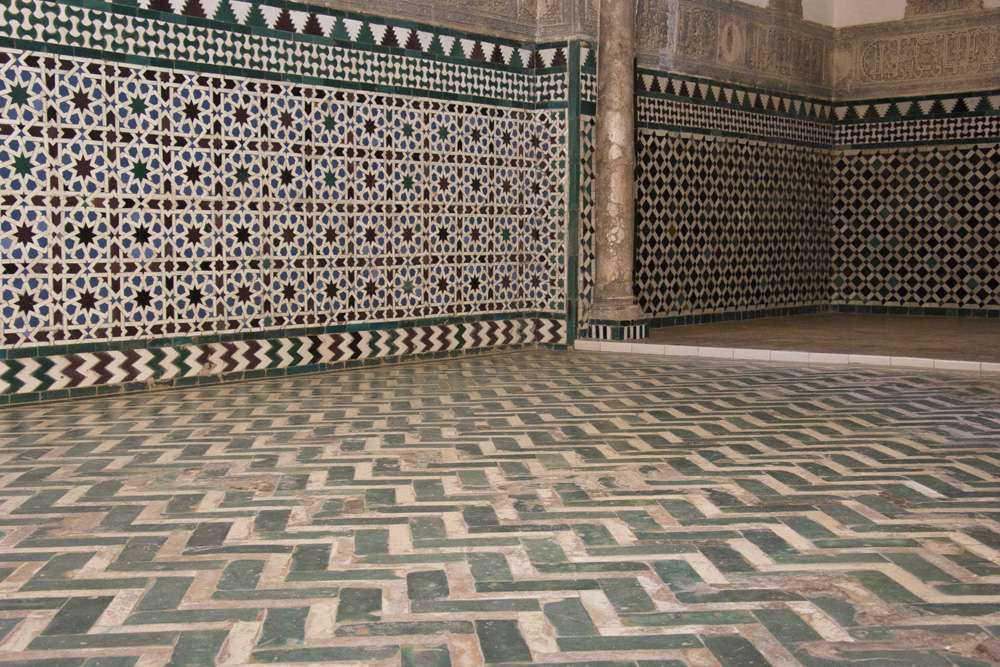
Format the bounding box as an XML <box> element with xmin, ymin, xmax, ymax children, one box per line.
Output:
<box><xmin>0</xmin><ymin>350</ymin><xmax>998</xmax><ymax>665</ymax></box>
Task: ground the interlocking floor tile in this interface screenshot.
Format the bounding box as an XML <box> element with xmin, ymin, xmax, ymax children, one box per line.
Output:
<box><xmin>0</xmin><ymin>350</ymin><xmax>999</xmax><ymax>665</ymax></box>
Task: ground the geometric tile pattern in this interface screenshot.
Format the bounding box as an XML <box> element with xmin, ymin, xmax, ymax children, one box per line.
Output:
<box><xmin>577</xmin><ymin>115</ymin><xmax>596</xmax><ymax>331</ymax></box>
<box><xmin>638</xmin><ymin>95</ymin><xmax>834</xmax><ymax>147</ymax></box>
<box><xmin>0</xmin><ymin>49</ymin><xmax>566</xmax><ymax>351</ymax></box>
<box><xmin>635</xmin><ymin>129</ymin><xmax>830</xmax><ymax>319</ymax></box>
<box><xmin>0</xmin><ymin>0</ymin><xmax>571</xmax><ymax>105</ymax></box>
<box><xmin>636</xmin><ymin>68</ymin><xmax>834</xmax><ymax>123</ymax></box>
<box><xmin>627</xmin><ymin>65</ymin><xmax>1000</xmax><ymax>322</ymax></box>
<box><xmin>1</xmin><ymin>350</ymin><xmax>1000</xmax><ymax>665</ymax></box>
<box><xmin>830</xmin><ymin>143</ymin><xmax>1000</xmax><ymax>312</ymax></box>
<box><xmin>0</xmin><ymin>317</ymin><xmax>565</xmax><ymax>398</ymax></box>
<box><xmin>836</xmin><ymin>116</ymin><xmax>1000</xmax><ymax>148</ymax></box>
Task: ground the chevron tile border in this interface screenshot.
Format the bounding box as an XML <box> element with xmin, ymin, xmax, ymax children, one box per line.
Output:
<box><xmin>0</xmin><ymin>317</ymin><xmax>566</xmax><ymax>400</ymax></box>
<box><xmin>119</xmin><ymin>0</ymin><xmax>569</xmax><ymax>73</ymax></box>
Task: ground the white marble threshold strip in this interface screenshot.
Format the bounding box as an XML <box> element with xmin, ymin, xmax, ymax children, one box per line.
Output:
<box><xmin>575</xmin><ymin>339</ymin><xmax>1000</xmax><ymax>374</ymax></box>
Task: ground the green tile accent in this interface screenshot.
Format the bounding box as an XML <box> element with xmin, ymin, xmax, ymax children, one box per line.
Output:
<box><xmin>336</xmin><ymin>587</ymin><xmax>383</xmax><ymax>622</ymax></box>
<box><xmin>475</xmin><ymin>619</ymin><xmax>533</xmax><ymax>663</ymax></box>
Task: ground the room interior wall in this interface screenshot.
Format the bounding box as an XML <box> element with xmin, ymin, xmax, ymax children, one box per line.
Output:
<box><xmin>624</xmin><ymin>0</ymin><xmax>1000</xmax><ymax>324</ymax></box>
<box><xmin>0</xmin><ymin>0</ymin><xmax>570</xmax><ymax>402</ymax></box>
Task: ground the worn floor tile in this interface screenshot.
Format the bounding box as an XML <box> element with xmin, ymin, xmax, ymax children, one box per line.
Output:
<box><xmin>0</xmin><ymin>350</ymin><xmax>998</xmax><ymax>665</ymax></box>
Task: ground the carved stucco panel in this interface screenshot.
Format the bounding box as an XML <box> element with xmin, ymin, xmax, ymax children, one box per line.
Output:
<box><xmin>906</xmin><ymin>0</ymin><xmax>984</xmax><ymax>17</ymax></box>
<box><xmin>768</xmin><ymin>0</ymin><xmax>803</xmax><ymax>17</ymax></box>
<box><xmin>744</xmin><ymin>22</ymin><xmax>825</xmax><ymax>83</ymax></box>
<box><xmin>637</xmin><ymin>0</ymin><xmax>677</xmax><ymax>56</ymax></box>
<box><xmin>677</xmin><ymin>4</ymin><xmax>719</xmax><ymax>61</ymax></box>
<box><xmin>856</xmin><ymin>25</ymin><xmax>1000</xmax><ymax>84</ymax></box>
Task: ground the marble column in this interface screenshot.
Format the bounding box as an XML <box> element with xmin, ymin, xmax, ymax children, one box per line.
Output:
<box><xmin>588</xmin><ymin>0</ymin><xmax>648</xmax><ymax>341</ymax></box>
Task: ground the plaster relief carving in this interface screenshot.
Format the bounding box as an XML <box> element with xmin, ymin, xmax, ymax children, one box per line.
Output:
<box><xmin>644</xmin><ymin>0</ymin><xmax>832</xmax><ymax>97</ymax></box>
<box><xmin>905</xmin><ymin>0</ymin><xmax>983</xmax><ymax>16</ymax></box>
<box><xmin>768</xmin><ymin>0</ymin><xmax>803</xmax><ymax>17</ymax></box>
<box><xmin>536</xmin><ymin>0</ymin><xmax>564</xmax><ymax>22</ymax></box>
<box><xmin>637</xmin><ymin>0</ymin><xmax>676</xmax><ymax>55</ymax></box>
<box><xmin>720</xmin><ymin>20</ymin><xmax>745</xmax><ymax>63</ymax></box>
<box><xmin>677</xmin><ymin>5</ymin><xmax>718</xmax><ymax>60</ymax></box>
<box><xmin>745</xmin><ymin>23</ymin><xmax>825</xmax><ymax>83</ymax></box>
<box><xmin>454</xmin><ymin>0</ymin><xmax>518</xmax><ymax>13</ymax></box>
<box><xmin>857</xmin><ymin>26</ymin><xmax>1000</xmax><ymax>83</ymax></box>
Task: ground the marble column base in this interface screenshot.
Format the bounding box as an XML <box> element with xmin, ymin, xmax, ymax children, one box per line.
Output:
<box><xmin>588</xmin><ymin>317</ymin><xmax>650</xmax><ymax>341</ymax></box>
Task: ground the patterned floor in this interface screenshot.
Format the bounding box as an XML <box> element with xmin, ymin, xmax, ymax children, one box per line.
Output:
<box><xmin>1</xmin><ymin>350</ymin><xmax>999</xmax><ymax>666</ymax></box>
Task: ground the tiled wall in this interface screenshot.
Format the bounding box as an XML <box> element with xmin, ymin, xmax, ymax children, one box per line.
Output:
<box><xmin>0</xmin><ymin>0</ymin><xmax>569</xmax><ymax>401</ymax></box>
<box><xmin>829</xmin><ymin>97</ymin><xmax>1000</xmax><ymax>314</ymax></box>
<box><xmin>2</xmin><ymin>0</ymin><xmax>997</xmax><ymax>402</ymax></box>
<box><xmin>629</xmin><ymin>70</ymin><xmax>833</xmax><ymax>325</ymax></box>
<box><xmin>624</xmin><ymin>66</ymin><xmax>1000</xmax><ymax>324</ymax></box>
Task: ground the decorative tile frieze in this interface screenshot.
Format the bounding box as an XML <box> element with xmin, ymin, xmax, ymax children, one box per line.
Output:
<box><xmin>638</xmin><ymin>96</ymin><xmax>833</xmax><ymax>147</ymax></box>
<box><xmin>836</xmin><ymin>114</ymin><xmax>1000</xmax><ymax>148</ymax></box>
<box><xmin>833</xmin><ymin>92</ymin><xmax>1000</xmax><ymax>121</ymax></box>
<box><xmin>0</xmin><ymin>316</ymin><xmax>567</xmax><ymax>398</ymax></box>
<box><xmin>0</xmin><ymin>0</ymin><xmax>574</xmax><ymax>108</ymax></box>
<box><xmin>636</xmin><ymin>70</ymin><xmax>833</xmax><ymax>122</ymax></box>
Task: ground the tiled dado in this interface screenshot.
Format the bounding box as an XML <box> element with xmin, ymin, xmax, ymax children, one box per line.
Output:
<box><xmin>633</xmin><ymin>128</ymin><xmax>831</xmax><ymax>321</ymax></box>
<box><xmin>0</xmin><ymin>316</ymin><xmax>567</xmax><ymax>402</ymax></box>
<box><xmin>0</xmin><ymin>0</ymin><xmax>573</xmax><ymax>394</ymax></box>
<box><xmin>0</xmin><ymin>48</ymin><xmax>568</xmax><ymax>345</ymax></box>
<box><xmin>617</xmin><ymin>65</ymin><xmax>1000</xmax><ymax>324</ymax></box>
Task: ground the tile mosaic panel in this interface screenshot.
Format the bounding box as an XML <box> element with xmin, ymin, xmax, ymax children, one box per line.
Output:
<box><xmin>830</xmin><ymin>143</ymin><xmax>1000</xmax><ymax>311</ymax></box>
<box><xmin>627</xmin><ymin>66</ymin><xmax>999</xmax><ymax>323</ymax></box>
<box><xmin>0</xmin><ymin>48</ymin><xmax>569</xmax><ymax>353</ymax></box>
<box><xmin>634</xmin><ymin>130</ymin><xmax>831</xmax><ymax>319</ymax></box>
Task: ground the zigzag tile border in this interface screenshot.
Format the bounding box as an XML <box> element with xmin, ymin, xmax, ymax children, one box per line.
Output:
<box><xmin>0</xmin><ymin>317</ymin><xmax>567</xmax><ymax>400</ymax></box>
<box><xmin>118</xmin><ymin>0</ymin><xmax>572</xmax><ymax>73</ymax></box>
<box><xmin>634</xmin><ymin>69</ymin><xmax>833</xmax><ymax>123</ymax></box>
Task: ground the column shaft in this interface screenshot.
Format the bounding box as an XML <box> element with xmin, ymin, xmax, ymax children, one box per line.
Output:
<box><xmin>589</xmin><ymin>0</ymin><xmax>647</xmax><ymax>339</ymax></box>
